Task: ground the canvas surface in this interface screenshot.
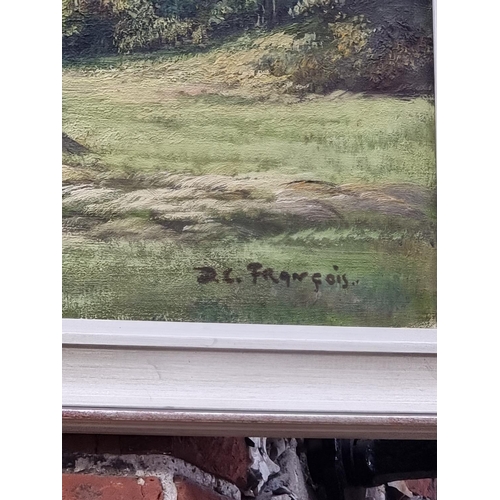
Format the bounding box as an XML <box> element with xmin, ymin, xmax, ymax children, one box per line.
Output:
<box><xmin>62</xmin><ymin>0</ymin><xmax>436</xmax><ymax>327</ymax></box>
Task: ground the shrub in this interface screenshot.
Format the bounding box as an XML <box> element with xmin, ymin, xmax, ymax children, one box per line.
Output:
<box><xmin>113</xmin><ymin>0</ymin><xmax>199</xmax><ymax>53</ymax></box>
<box><xmin>62</xmin><ymin>0</ymin><xmax>117</xmax><ymax>55</ymax></box>
<box><xmin>256</xmin><ymin>17</ymin><xmax>371</xmax><ymax>94</ymax></box>
<box><xmin>329</xmin><ymin>15</ymin><xmax>369</xmax><ymax>57</ymax></box>
<box><xmin>254</xmin><ymin>15</ymin><xmax>433</xmax><ymax>95</ymax></box>
<box><xmin>289</xmin><ymin>51</ymin><xmax>335</xmax><ymax>93</ymax></box>
<box><xmin>365</xmin><ymin>36</ymin><xmax>434</xmax><ymax>93</ymax></box>
<box><xmin>192</xmin><ymin>25</ymin><xmax>208</xmax><ymax>45</ymax></box>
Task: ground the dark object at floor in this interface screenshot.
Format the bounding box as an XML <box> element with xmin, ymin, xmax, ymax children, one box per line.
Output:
<box><xmin>305</xmin><ymin>439</ymin><xmax>437</xmax><ymax>500</ymax></box>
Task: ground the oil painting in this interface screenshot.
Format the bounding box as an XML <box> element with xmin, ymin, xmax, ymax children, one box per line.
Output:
<box><xmin>62</xmin><ymin>0</ymin><xmax>436</xmax><ymax>327</ymax></box>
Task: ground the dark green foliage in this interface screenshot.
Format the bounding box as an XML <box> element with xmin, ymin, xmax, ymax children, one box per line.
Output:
<box><xmin>154</xmin><ymin>0</ymin><xmax>200</xmax><ymax>18</ymax></box>
<box><xmin>366</xmin><ymin>35</ymin><xmax>434</xmax><ymax>93</ymax></box>
<box><xmin>62</xmin><ymin>0</ymin><xmax>117</xmax><ymax>55</ymax></box>
<box><xmin>62</xmin><ymin>0</ymin><xmax>260</xmax><ymax>55</ymax></box>
<box><xmin>62</xmin><ymin>0</ymin><xmax>434</xmax><ymax>95</ymax></box>
<box><xmin>281</xmin><ymin>0</ymin><xmax>434</xmax><ymax>93</ymax></box>
<box><xmin>254</xmin><ymin>14</ymin><xmax>433</xmax><ymax>95</ymax></box>
<box><xmin>114</xmin><ymin>0</ymin><xmax>194</xmax><ymax>53</ymax></box>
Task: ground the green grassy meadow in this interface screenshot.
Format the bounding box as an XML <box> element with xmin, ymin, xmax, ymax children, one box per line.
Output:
<box><xmin>62</xmin><ymin>33</ymin><xmax>437</xmax><ymax>327</ymax></box>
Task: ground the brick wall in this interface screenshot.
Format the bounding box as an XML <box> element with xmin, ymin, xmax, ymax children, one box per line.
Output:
<box><xmin>62</xmin><ymin>435</ymin><xmax>437</xmax><ymax>500</ymax></box>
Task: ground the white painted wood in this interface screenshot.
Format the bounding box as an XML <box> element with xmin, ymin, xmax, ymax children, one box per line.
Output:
<box><xmin>62</xmin><ymin>319</ymin><xmax>437</xmax><ymax>354</ymax></box>
<box><xmin>63</xmin><ymin>347</ymin><xmax>436</xmax><ymax>412</ymax></box>
<box><xmin>62</xmin><ymin>319</ymin><xmax>437</xmax><ymax>437</ymax></box>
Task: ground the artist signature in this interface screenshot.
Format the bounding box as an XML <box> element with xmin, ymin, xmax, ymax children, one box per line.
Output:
<box><xmin>194</xmin><ymin>263</ymin><xmax>359</xmax><ymax>292</ymax></box>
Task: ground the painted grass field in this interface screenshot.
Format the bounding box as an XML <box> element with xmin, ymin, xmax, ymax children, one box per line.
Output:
<box><xmin>62</xmin><ymin>33</ymin><xmax>436</xmax><ymax>327</ymax></box>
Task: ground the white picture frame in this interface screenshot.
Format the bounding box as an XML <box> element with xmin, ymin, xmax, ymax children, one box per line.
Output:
<box><xmin>62</xmin><ymin>0</ymin><xmax>439</xmax><ymax>441</ymax></box>
<box><xmin>62</xmin><ymin>319</ymin><xmax>436</xmax><ymax>438</ymax></box>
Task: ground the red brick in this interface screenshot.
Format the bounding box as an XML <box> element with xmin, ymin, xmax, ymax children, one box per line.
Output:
<box><xmin>405</xmin><ymin>479</ymin><xmax>437</xmax><ymax>499</ymax></box>
<box><xmin>62</xmin><ymin>474</ymin><xmax>163</xmax><ymax>500</ymax></box>
<box><xmin>174</xmin><ymin>477</ymin><xmax>234</xmax><ymax>500</ymax></box>
<box><xmin>120</xmin><ymin>436</ymin><xmax>250</xmax><ymax>489</ymax></box>
<box><xmin>62</xmin><ymin>435</ymin><xmax>251</xmax><ymax>490</ymax></box>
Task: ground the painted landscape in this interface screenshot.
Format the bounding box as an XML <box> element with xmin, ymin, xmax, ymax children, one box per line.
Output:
<box><xmin>62</xmin><ymin>0</ymin><xmax>436</xmax><ymax>327</ymax></box>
